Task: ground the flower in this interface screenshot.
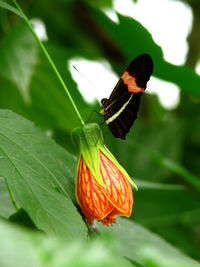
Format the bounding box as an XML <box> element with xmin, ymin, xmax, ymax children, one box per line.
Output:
<box><xmin>72</xmin><ymin>123</ymin><xmax>137</xmax><ymax>225</ymax></box>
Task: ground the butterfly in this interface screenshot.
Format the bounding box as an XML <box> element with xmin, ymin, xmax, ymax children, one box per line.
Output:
<box><xmin>100</xmin><ymin>54</ymin><xmax>154</xmax><ymax>140</ymax></box>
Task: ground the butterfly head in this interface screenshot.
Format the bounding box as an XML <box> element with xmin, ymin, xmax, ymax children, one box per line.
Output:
<box><xmin>101</xmin><ymin>98</ymin><xmax>108</xmax><ymax>106</ymax></box>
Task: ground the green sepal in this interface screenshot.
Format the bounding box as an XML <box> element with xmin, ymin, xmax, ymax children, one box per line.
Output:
<box><xmin>100</xmin><ymin>145</ymin><xmax>138</xmax><ymax>190</ymax></box>
<box><xmin>72</xmin><ymin>122</ymin><xmax>138</xmax><ymax>190</ymax></box>
<box><xmin>72</xmin><ymin>123</ymin><xmax>105</xmax><ymax>187</ymax></box>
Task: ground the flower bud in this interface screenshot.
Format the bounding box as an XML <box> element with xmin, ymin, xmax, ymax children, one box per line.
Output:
<box><xmin>72</xmin><ymin>123</ymin><xmax>137</xmax><ymax>225</ymax></box>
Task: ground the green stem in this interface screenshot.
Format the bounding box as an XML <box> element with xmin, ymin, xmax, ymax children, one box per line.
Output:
<box><xmin>12</xmin><ymin>0</ymin><xmax>84</xmax><ymax>126</ymax></box>
<box><xmin>5</xmin><ymin>179</ymin><xmax>20</xmax><ymax>211</ymax></box>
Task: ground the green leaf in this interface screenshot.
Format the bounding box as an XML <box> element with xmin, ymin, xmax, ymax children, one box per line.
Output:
<box><xmin>134</xmin><ymin>188</ymin><xmax>200</xmax><ymax>227</ymax></box>
<box><xmin>0</xmin><ymin>178</ymin><xmax>16</xmax><ymax>218</ymax></box>
<box><xmin>128</xmin><ymin>139</ymin><xmax>200</xmax><ymax>190</ymax></box>
<box><xmin>0</xmin><ymin>220</ymin><xmax>40</xmax><ymax>267</ymax></box>
<box><xmin>0</xmin><ymin>24</ymin><xmax>38</xmax><ymax>102</ymax></box>
<box><xmin>155</xmin><ymin>224</ymin><xmax>200</xmax><ymax>261</ymax></box>
<box><xmin>0</xmin><ymin>0</ymin><xmax>26</xmax><ymax>19</ymax></box>
<box><xmin>99</xmin><ymin>218</ymin><xmax>200</xmax><ymax>267</ymax></box>
<box><xmin>0</xmin><ymin>109</ymin><xmax>87</xmax><ymax>240</ymax></box>
<box><xmin>9</xmin><ymin>208</ymin><xmax>37</xmax><ymax>229</ymax></box>
<box><xmin>0</xmin><ymin>23</ymin><xmax>99</xmax><ymax>153</ymax></box>
<box><xmin>145</xmin><ymin>147</ymin><xmax>200</xmax><ymax>190</ymax></box>
<box><xmin>86</xmin><ymin>0</ymin><xmax>113</xmax><ymax>8</ymax></box>
<box><xmin>0</xmin><ymin>219</ymin><xmax>134</xmax><ymax>267</ymax></box>
<box><xmin>0</xmin><ymin>76</ymin><xmax>27</xmax><ymax>115</ymax></box>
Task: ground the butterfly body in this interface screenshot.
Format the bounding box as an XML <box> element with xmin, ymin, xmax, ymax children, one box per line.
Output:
<box><xmin>100</xmin><ymin>54</ymin><xmax>153</xmax><ymax>139</ymax></box>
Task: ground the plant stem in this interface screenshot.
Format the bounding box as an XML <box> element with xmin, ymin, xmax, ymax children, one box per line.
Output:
<box><xmin>12</xmin><ymin>0</ymin><xmax>84</xmax><ymax>126</ymax></box>
<box><xmin>5</xmin><ymin>179</ymin><xmax>20</xmax><ymax>211</ymax></box>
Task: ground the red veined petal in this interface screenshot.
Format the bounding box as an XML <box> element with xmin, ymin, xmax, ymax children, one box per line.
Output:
<box><xmin>99</xmin><ymin>151</ymin><xmax>133</xmax><ymax>217</ymax></box>
<box><xmin>76</xmin><ymin>156</ymin><xmax>113</xmax><ymax>224</ymax></box>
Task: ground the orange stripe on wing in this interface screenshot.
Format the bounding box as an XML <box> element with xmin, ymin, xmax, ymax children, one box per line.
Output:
<box><xmin>121</xmin><ymin>71</ymin><xmax>144</xmax><ymax>93</ymax></box>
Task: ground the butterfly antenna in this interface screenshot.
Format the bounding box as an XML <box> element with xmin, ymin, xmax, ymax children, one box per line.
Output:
<box><xmin>72</xmin><ymin>65</ymin><xmax>95</xmax><ymax>87</ymax></box>
<box><xmin>72</xmin><ymin>65</ymin><xmax>104</xmax><ymax>123</ymax></box>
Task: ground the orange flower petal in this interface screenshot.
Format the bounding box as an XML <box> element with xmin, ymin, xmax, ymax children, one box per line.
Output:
<box><xmin>76</xmin><ymin>156</ymin><xmax>113</xmax><ymax>224</ymax></box>
<box><xmin>99</xmin><ymin>151</ymin><xmax>133</xmax><ymax>217</ymax></box>
<box><xmin>101</xmin><ymin>208</ymin><xmax>127</xmax><ymax>225</ymax></box>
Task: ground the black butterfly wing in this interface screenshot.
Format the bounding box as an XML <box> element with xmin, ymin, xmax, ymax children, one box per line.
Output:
<box><xmin>107</xmin><ymin>54</ymin><xmax>153</xmax><ymax>103</ymax></box>
<box><xmin>127</xmin><ymin>53</ymin><xmax>153</xmax><ymax>88</ymax></box>
<box><xmin>101</xmin><ymin>54</ymin><xmax>153</xmax><ymax>139</ymax></box>
<box><xmin>107</xmin><ymin>93</ymin><xmax>142</xmax><ymax>139</ymax></box>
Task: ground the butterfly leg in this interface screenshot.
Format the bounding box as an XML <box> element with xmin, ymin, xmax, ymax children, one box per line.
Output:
<box><xmin>86</xmin><ymin>110</ymin><xmax>104</xmax><ymax>123</ymax></box>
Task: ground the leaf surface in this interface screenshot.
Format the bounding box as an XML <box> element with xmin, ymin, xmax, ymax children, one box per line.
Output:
<box><xmin>0</xmin><ymin>109</ymin><xmax>87</xmax><ymax>240</ymax></box>
<box><xmin>99</xmin><ymin>218</ymin><xmax>200</xmax><ymax>267</ymax></box>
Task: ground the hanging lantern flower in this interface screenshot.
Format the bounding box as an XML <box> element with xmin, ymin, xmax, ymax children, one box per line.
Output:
<box><xmin>72</xmin><ymin>123</ymin><xmax>137</xmax><ymax>226</ymax></box>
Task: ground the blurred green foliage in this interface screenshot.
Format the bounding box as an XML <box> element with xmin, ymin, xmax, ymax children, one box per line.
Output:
<box><xmin>0</xmin><ymin>0</ymin><xmax>200</xmax><ymax>266</ymax></box>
